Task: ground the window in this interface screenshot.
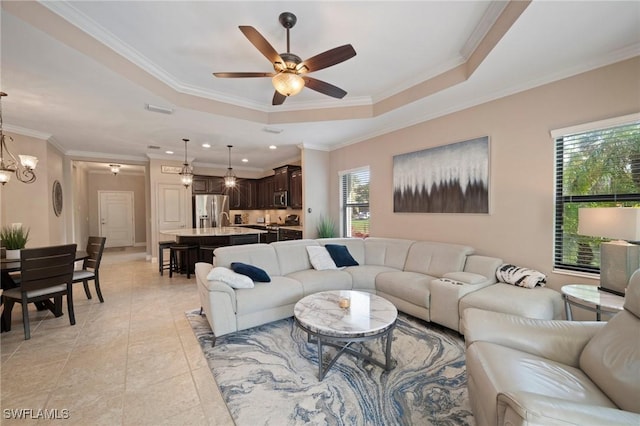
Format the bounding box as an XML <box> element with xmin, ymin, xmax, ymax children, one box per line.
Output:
<box><xmin>553</xmin><ymin>116</ymin><xmax>640</xmax><ymax>274</ymax></box>
<box><xmin>340</xmin><ymin>167</ymin><xmax>370</xmax><ymax>238</ymax></box>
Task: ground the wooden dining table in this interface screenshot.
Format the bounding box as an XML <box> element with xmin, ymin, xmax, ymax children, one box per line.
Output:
<box><xmin>0</xmin><ymin>250</ymin><xmax>88</xmax><ymax>332</ymax></box>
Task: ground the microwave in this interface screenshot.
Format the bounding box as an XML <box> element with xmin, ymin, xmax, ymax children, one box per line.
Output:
<box><xmin>273</xmin><ymin>191</ymin><xmax>288</xmax><ymax>208</ymax></box>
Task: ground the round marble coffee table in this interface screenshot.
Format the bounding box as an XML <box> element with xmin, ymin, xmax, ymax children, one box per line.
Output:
<box><xmin>294</xmin><ymin>290</ymin><xmax>398</xmax><ymax>380</ymax></box>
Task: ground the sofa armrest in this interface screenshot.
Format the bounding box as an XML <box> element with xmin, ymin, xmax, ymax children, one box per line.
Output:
<box><xmin>195</xmin><ymin>262</ymin><xmax>238</xmax><ymax>337</ymax></box>
<box><xmin>463</xmin><ymin>255</ymin><xmax>503</xmax><ymax>283</ymax></box>
<box><xmin>463</xmin><ymin>308</ymin><xmax>605</xmax><ymax>367</ymax></box>
<box><xmin>430</xmin><ymin>278</ymin><xmax>495</xmax><ymax>332</ymax></box>
<box><xmin>497</xmin><ymin>391</ymin><xmax>640</xmax><ymax>426</ymax></box>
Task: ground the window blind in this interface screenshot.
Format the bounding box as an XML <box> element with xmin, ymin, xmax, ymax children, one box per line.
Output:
<box><xmin>554</xmin><ymin>120</ymin><xmax>640</xmax><ymax>273</ymax></box>
<box><xmin>340</xmin><ymin>167</ymin><xmax>370</xmax><ymax>238</ymax></box>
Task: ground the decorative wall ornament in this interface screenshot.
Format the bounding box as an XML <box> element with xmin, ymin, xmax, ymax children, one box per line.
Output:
<box><xmin>52</xmin><ymin>180</ymin><xmax>63</xmax><ymax>216</ymax></box>
<box><xmin>393</xmin><ymin>136</ymin><xmax>489</xmax><ymax>213</ymax></box>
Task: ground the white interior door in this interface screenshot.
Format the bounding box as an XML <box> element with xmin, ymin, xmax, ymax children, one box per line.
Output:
<box><xmin>99</xmin><ymin>191</ymin><xmax>134</xmax><ymax>248</ymax></box>
<box><xmin>157</xmin><ymin>184</ymin><xmax>188</xmax><ymax>242</ymax></box>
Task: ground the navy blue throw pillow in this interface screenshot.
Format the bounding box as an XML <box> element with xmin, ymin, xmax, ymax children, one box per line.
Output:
<box><xmin>231</xmin><ymin>262</ymin><xmax>271</xmax><ymax>282</ymax></box>
<box><xmin>324</xmin><ymin>244</ymin><xmax>359</xmax><ymax>267</ymax></box>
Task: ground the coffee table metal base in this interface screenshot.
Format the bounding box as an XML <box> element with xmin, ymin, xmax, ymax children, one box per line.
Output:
<box><xmin>295</xmin><ymin>317</ymin><xmax>396</xmax><ymax>380</ymax></box>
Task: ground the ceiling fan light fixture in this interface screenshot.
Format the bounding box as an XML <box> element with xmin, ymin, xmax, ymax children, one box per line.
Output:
<box><xmin>272</xmin><ymin>71</ymin><xmax>305</xmax><ymax>97</ymax></box>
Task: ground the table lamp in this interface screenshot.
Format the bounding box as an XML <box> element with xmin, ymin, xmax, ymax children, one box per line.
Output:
<box><xmin>578</xmin><ymin>207</ymin><xmax>640</xmax><ymax>296</ymax></box>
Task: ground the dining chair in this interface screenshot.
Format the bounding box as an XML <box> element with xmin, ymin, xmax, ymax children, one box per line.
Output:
<box><xmin>1</xmin><ymin>244</ymin><xmax>77</xmax><ymax>340</ymax></box>
<box><xmin>73</xmin><ymin>236</ymin><xmax>106</xmax><ymax>303</ymax></box>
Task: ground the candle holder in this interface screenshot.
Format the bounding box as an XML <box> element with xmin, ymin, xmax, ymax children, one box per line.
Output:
<box><xmin>338</xmin><ymin>297</ymin><xmax>351</xmax><ymax>309</ymax></box>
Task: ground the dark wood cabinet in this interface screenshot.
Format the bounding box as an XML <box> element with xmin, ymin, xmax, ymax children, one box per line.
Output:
<box><xmin>290</xmin><ymin>169</ymin><xmax>303</xmax><ymax>209</ymax></box>
<box><xmin>257</xmin><ymin>176</ymin><xmax>275</xmax><ymax>209</ymax></box>
<box><xmin>226</xmin><ymin>179</ymin><xmax>257</xmax><ymax>210</ymax></box>
<box><xmin>273</xmin><ymin>165</ymin><xmax>300</xmax><ymax>193</ymax></box>
<box><xmin>192</xmin><ymin>175</ymin><xmax>224</xmax><ymax>194</ymax></box>
<box><xmin>279</xmin><ymin>228</ymin><xmax>302</xmax><ymax>241</ymax></box>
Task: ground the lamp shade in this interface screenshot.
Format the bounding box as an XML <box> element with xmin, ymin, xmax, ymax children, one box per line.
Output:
<box><xmin>578</xmin><ymin>207</ymin><xmax>640</xmax><ymax>241</ymax></box>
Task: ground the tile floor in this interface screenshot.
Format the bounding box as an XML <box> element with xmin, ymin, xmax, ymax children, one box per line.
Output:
<box><xmin>0</xmin><ymin>248</ymin><xmax>234</xmax><ymax>425</ymax></box>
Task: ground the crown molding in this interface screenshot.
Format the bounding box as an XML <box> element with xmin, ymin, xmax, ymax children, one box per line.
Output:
<box><xmin>3</xmin><ymin>124</ymin><xmax>52</xmax><ymax>140</ymax></box>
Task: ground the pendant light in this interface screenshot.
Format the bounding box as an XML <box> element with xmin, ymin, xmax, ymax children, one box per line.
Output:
<box><xmin>179</xmin><ymin>138</ymin><xmax>193</xmax><ymax>188</ymax></box>
<box><xmin>224</xmin><ymin>145</ymin><xmax>237</xmax><ymax>188</ymax></box>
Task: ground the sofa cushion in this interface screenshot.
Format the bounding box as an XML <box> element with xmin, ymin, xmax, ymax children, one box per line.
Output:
<box><xmin>272</xmin><ymin>239</ymin><xmax>319</xmax><ymax>275</ymax></box>
<box><xmin>346</xmin><ymin>265</ymin><xmax>399</xmax><ymax>292</ymax></box>
<box><xmin>231</xmin><ymin>262</ymin><xmax>271</xmax><ymax>282</ymax></box>
<box><xmin>287</xmin><ymin>269</ymin><xmax>352</xmax><ymax>296</ymax></box>
<box><xmin>324</xmin><ymin>244</ymin><xmax>359</xmax><ymax>267</ymax></box>
<box><xmin>376</xmin><ymin>271</ymin><xmax>434</xmax><ymax>309</ymax></box>
<box><xmin>459</xmin><ymin>283</ymin><xmax>563</xmax><ymax>323</ymax></box>
<box><xmin>363</xmin><ymin>237</ymin><xmax>414</xmax><ymax>269</ymax></box>
<box><xmin>579</xmin><ymin>311</ymin><xmax>640</xmax><ymax>413</ymax></box>
<box><xmin>235</xmin><ymin>276</ymin><xmax>303</xmax><ymax>315</ymax></box>
<box><xmin>404</xmin><ymin>241</ymin><xmax>474</xmax><ymax>277</ymax></box>
<box><xmin>214</xmin><ymin>244</ymin><xmax>281</xmax><ymax>277</ymax></box>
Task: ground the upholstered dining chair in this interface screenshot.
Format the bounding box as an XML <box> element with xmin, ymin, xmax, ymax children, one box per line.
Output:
<box><xmin>2</xmin><ymin>244</ymin><xmax>77</xmax><ymax>340</ymax></box>
<box><xmin>73</xmin><ymin>236</ymin><xmax>106</xmax><ymax>303</ymax></box>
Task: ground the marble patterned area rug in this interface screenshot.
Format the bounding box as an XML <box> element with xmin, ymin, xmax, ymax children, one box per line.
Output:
<box><xmin>186</xmin><ymin>310</ymin><xmax>474</xmax><ymax>426</ymax></box>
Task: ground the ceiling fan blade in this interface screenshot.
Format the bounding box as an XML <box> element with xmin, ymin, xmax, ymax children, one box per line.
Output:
<box><xmin>272</xmin><ymin>91</ymin><xmax>287</xmax><ymax>106</ymax></box>
<box><xmin>239</xmin><ymin>26</ymin><xmax>283</xmax><ymax>65</ymax></box>
<box><xmin>297</xmin><ymin>44</ymin><xmax>356</xmax><ymax>74</ymax></box>
<box><xmin>302</xmin><ymin>77</ymin><xmax>347</xmax><ymax>99</ymax></box>
<box><xmin>213</xmin><ymin>72</ymin><xmax>274</xmax><ymax>78</ymax></box>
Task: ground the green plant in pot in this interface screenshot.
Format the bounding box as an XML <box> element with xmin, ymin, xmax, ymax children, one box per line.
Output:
<box><xmin>316</xmin><ymin>215</ymin><xmax>336</xmax><ymax>238</ymax></box>
<box><xmin>1</xmin><ymin>225</ymin><xmax>30</xmax><ymax>259</ymax></box>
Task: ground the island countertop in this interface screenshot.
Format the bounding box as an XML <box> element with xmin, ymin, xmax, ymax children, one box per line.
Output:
<box><xmin>161</xmin><ymin>227</ymin><xmax>266</xmax><ymax>237</ymax></box>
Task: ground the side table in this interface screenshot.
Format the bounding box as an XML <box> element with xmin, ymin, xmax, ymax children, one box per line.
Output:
<box><xmin>561</xmin><ymin>284</ymin><xmax>625</xmax><ymax>321</ymax></box>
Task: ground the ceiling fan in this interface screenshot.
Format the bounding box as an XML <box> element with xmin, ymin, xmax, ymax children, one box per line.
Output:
<box><xmin>213</xmin><ymin>12</ymin><xmax>356</xmax><ymax>106</ymax></box>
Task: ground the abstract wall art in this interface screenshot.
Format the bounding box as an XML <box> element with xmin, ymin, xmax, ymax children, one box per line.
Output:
<box><xmin>393</xmin><ymin>136</ymin><xmax>489</xmax><ymax>213</ymax></box>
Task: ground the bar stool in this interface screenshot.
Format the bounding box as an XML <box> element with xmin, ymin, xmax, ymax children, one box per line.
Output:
<box><xmin>158</xmin><ymin>241</ymin><xmax>174</xmax><ymax>276</ymax></box>
<box><xmin>169</xmin><ymin>244</ymin><xmax>198</xmax><ymax>279</ymax></box>
<box><xmin>199</xmin><ymin>245</ymin><xmax>220</xmax><ymax>264</ymax></box>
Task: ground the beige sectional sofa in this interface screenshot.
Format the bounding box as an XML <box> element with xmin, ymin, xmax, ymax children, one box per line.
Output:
<box><xmin>195</xmin><ymin>237</ymin><xmax>562</xmax><ymax>338</ymax></box>
<box><xmin>462</xmin><ymin>270</ymin><xmax>640</xmax><ymax>426</ymax></box>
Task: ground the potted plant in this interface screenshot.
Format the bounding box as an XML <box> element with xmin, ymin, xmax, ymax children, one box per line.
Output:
<box><xmin>1</xmin><ymin>225</ymin><xmax>30</xmax><ymax>259</ymax></box>
<box><xmin>316</xmin><ymin>215</ymin><xmax>336</xmax><ymax>238</ymax></box>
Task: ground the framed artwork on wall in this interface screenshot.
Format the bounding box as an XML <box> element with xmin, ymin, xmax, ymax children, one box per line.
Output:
<box><xmin>393</xmin><ymin>136</ymin><xmax>489</xmax><ymax>213</ymax></box>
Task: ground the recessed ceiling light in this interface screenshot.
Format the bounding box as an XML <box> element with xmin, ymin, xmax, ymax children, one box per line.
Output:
<box><xmin>242</xmin><ymin>158</ymin><xmax>248</xmax><ymax>163</ymax></box>
<box><xmin>269</xmin><ymin>145</ymin><xmax>277</xmax><ymax>150</ymax></box>
<box><xmin>165</xmin><ymin>150</ymin><xmax>174</xmax><ymax>155</ymax></box>
<box><xmin>202</xmin><ymin>143</ymin><xmax>211</xmax><ymax>148</ymax></box>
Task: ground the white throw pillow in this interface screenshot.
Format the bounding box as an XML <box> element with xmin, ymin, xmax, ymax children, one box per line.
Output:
<box><xmin>306</xmin><ymin>246</ymin><xmax>338</xmax><ymax>270</ymax></box>
<box><xmin>206</xmin><ymin>266</ymin><xmax>254</xmax><ymax>289</ymax></box>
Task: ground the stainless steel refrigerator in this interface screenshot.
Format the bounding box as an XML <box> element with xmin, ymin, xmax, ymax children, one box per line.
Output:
<box><xmin>193</xmin><ymin>194</ymin><xmax>230</xmax><ymax>228</ymax></box>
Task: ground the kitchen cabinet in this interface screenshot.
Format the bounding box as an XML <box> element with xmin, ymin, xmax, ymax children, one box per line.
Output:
<box><xmin>226</xmin><ymin>179</ymin><xmax>257</xmax><ymax>210</ymax></box>
<box><xmin>192</xmin><ymin>175</ymin><xmax>224</xmax><ymax>194</ymax></box>
<box><xmin>290</xmin><ymin>169</ymin><xmax>303</xmax><ymax>209</ymax></box>
<box><xmin>278</xmin><ymin>228</ymin><xmax>302</xmax><ymax>241</ymax></box>
<box><xmin>257</xmin><ymin>176</ymin><xmax>275</xmax><ymax>209</ymax></box>
<box><xmin>273</xmin><ymin>165</ymin><xmax>301</xmax><ymax>192</ymax></box>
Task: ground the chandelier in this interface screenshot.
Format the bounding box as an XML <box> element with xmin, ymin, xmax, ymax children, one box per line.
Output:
<box><xmin>0</xmin><ymin>92</ymin><xmax>38</xmax><ymax>185</ymax></box>
<box><xmin>179</xmin><ymin>138</ymin><xmax>193</xmax><ymax>188</ymax></box>
<box><xmin>224</xmin><ymin>145</ymin><xmax>236</xmax><ymax>188</ymax></box>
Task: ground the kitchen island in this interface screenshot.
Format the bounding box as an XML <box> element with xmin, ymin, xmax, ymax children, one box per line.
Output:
<box><xmin>161</xmin><ymin>227</ymin><xmax>267</xmax><ymax>265</ymax></box>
